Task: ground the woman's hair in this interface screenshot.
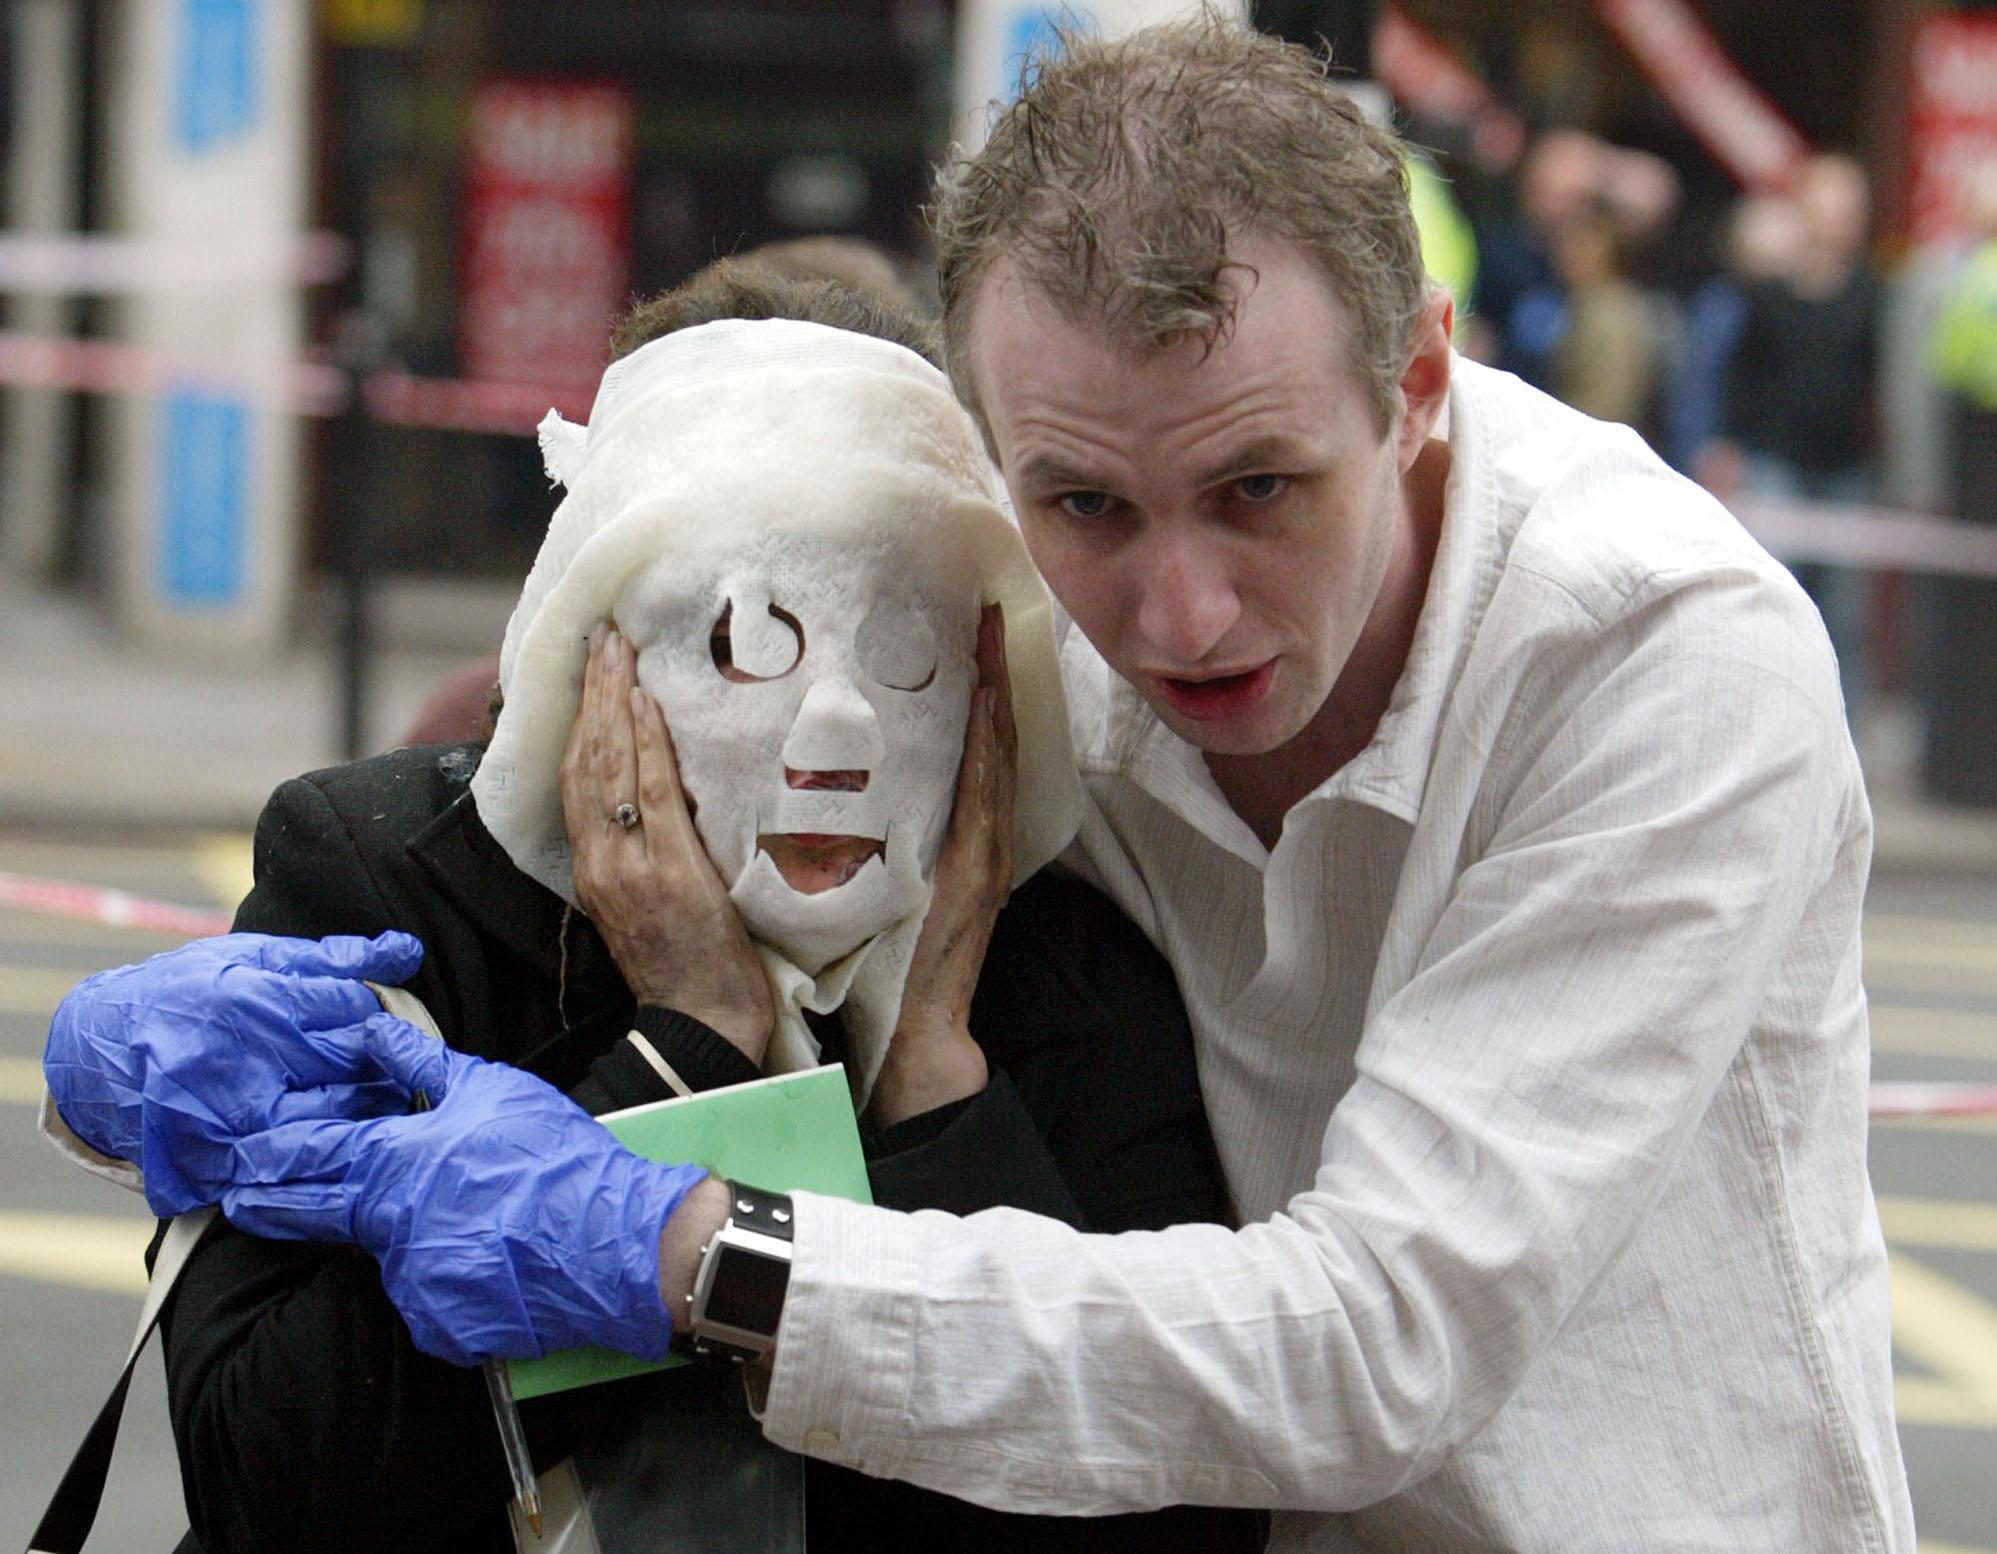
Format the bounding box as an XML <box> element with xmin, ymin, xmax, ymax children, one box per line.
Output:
<box><xmin>929</xmin><ymin>14</ymin><xmax>1426</xmax><ymax>430</ymax></box>
<box><xmin>728</xmin><ymin>235</ymin><xmax>923</xmax><ymax>314</ymax></box>
<box><xmin>609</xmin><ymin>257</ymin><xmax>940</xmax><ymax>366</ymax></box>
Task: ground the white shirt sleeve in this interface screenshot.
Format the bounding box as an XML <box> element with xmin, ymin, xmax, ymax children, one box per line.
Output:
<box><xmin>760</xmin><ymin>567</ymin><xmax>1860</xmax><ymax>1515</ymax></box>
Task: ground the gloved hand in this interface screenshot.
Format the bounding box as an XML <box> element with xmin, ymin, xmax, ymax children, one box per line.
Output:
<box><xmin>43</xmin><ymin>931</ymin><xmax>426</xmax><ymax>1216</ymax></box>
<box><xmin>223</xmin><ymin>1014</ymin><xmax>708</xmax><ymax>1367</ymax></box>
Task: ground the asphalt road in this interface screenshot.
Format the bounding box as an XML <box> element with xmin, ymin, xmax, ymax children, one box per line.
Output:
<box><xmin>3</xmin><ymin>827</ymin><xmax>1993</xmax><ymax>1553</ymax></box>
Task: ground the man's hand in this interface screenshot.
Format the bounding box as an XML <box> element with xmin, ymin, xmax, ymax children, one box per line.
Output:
<box><xmin>43</xmin><ymin>931</ymin><xmax>425</xmax><ymax>1215</ymax></box>
<box><xmin>224</xmin><ymin>1014</ymin><xmax>709</xmax><ymax>1367</ymax></box>
<box><xmin>561</xmin><ymin>622</ymin><xmax>776</xmax><ymax>1063</ymax></box>
<box><xmin>869</xmin><ymin>604</ymin><xmax>1014</xmax><ymax>1126</ymax></box>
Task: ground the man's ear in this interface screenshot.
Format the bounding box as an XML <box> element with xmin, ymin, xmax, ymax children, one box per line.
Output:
<box><xmin>1395</xmin><ymin>290</ymin><xmax>1453</xmax><ymax>472</ymax></box>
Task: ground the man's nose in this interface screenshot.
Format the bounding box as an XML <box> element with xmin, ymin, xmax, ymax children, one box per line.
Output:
<box><xmin>782</xmin><ymin>676</ymin><xmax>886</xmax><ymax>772</ymax></box>
<box><xmin>1133</xmin><ymin>529</ymin><xmax>1241</xmax><ymax>667</ymax></box>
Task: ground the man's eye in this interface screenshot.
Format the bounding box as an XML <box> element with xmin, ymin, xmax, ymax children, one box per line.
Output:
<box><xmin>1235</xmin><ymin>474</ymin><xmax>1287</xmax><ymax>503</ymax></box>
<box><xmin>1056</xmin><ymin>490</ymin><xmax>1115</xmax><ymax>521</ymax></box>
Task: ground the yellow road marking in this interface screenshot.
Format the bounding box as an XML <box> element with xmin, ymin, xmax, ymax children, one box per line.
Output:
<box><xmin>0</xmin><ymin>963</ymin><xmax>83</xmax><ymax>1016</ymax></box>
<box><xmin>0</xmin><ymin>908</ymin><xmax>189</xmax><ymax>950</ymax></box>
<box><xmin>1871</xmin><ymin>1003</ymin><xmax>1997</xmax><ymax>1061</ymax></box>
<box><xmin>1868</xmin><ymin>937</ymin><xmax>1997</xmax><ymax>972</ymax></box>
<box><xmin>0</xmin><ymin>1210</ymin><xmax>149</xmax><ymax>1297</ymax></box>
<box><xmin>193</xmin><ymin>832</ymin><xmax>254</xmax><ymax>914</ymax></box>
<box><xmin>1865</xmin><ymin>960</ymin><xmax>1997</xmax><ymax>999</ymax></box>
<box><xmin>1920</xmin><ymin>1542</ymin><xmax>1997</xmax><ymax>1554</ymax></box>
<box><xmin>0</xmin><ymin>833</ymin><xmax>233</xmax><ymax>890</ymax></box>
<box><xmin>1899</xmin><ymin>1375</ymin><xmax>1997</xmax><ymax>1428</ymax></box>
<box><xmin>1890</xmin><ymin>1250</ymin><xmax>1997</xmax><ymax>1429</ymax></box>
<box><xmin>1879</xmin><ymin>1196</ymin><xmax>1997</xmax><ymax>1254</ymax></box>
<box><xmin>0</xmin><ymin>1055</ymin><xmax>45</xmax><ymax>1104</ymax></box>
<box><xmin>1867</xmin><ymin>913</ymin><xmax>1997</xmax><ymax>948</ymax></box>
<box><xmin>1865</xmin><ymin>915</ymin><xmax>1997</xmax><ymax>993</ymax></box>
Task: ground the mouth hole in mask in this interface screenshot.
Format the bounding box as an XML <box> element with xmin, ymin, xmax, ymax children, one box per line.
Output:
<box><xmin>711</xmin><ymin>599</ymin><xmax>805</xmax><ymax>683</ymax></box>
<box><xmin>756</xmin><ymin>833</ymin><xmax>885</xmax><ymax>893</ymax></box>
<box><xmin>786</xmin><ymin>767</ymin><xmax>870</xmax><ymax>792</ymax></box>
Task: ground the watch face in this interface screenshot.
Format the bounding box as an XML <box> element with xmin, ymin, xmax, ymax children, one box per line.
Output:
<box><xmin>706</xmin><ymin>1242</ymin><xmax>789</xmax><ymax>1334</ymax></box>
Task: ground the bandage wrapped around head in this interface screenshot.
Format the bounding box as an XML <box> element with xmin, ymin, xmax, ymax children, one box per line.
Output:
<box><xmin>471</xmin><ymin>319</ymin><xmax>1084</xmax><ymax>1097</ymax></box>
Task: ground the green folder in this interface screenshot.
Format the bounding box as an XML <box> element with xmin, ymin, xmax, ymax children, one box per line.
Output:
<box><xmin>506</xmin><ymin>1063</ymin><xmax>872</xmax><ymax>1401</ymax></box>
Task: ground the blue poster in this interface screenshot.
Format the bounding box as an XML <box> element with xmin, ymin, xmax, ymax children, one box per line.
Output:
<box><xmin>174</xmin><ymin>0</ymin><xmax>259</xmax><ymax>154</ymax></box>
<box><xmin>1006</xmin><ymin>7</ymin><xmax>1065</xmax><ymax>100</ymax></box>
<box><xmin>160</xmin><ymin>391</ymin><xmax>249</xmax><ymax>606</ymax></box>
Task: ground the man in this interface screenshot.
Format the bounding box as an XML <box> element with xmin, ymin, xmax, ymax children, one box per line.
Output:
<box><xmin>45</xmin><ymin>20</ymin><xmax>1910</xmax><ymax>1550</ymax></box>
<box><xmin>1702</xmin><ymin>153</ymin><xmax>1882</xmax><ymax>723</ymax></box>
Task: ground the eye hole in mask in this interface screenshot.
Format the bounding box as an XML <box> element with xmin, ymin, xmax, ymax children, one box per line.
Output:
<box><xmin>855</xmin><ymin>601</ymin><xmax>938</xmax><ymax>692</ymax></box>
<box><xmin>711</xmin><ymin>599</ymin><xmax>805</xmax><ymax>683</ymax></box>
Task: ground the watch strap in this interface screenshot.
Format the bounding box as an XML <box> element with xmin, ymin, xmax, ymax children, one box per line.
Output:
<box><xmin>722</xmin><ymin>1180</ymin><xmax>795</xmax><ymax>1242</ymax></box>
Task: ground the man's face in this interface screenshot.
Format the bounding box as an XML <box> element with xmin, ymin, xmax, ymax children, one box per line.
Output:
<box><xmin>618</xmin><ymin>531</ymin><xmax>976</xmax><ymax>968</ymax></box>
<box><xmin>966</xmin><ymin>234</ymin><xmax>1438</xmax><ymax>759</ymax></box>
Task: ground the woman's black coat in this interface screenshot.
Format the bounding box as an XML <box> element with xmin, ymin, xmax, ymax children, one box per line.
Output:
<box><xmin>157</xmin><ymin>743</ymin><xmax>1262</xmax><ymax>1554</ymax></box>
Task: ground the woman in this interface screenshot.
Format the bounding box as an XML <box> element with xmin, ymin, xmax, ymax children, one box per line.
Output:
<box><xmin>96</xmin><ymin>263</ymin><xmax>1260</xmax><ymax>1552</ymax></box>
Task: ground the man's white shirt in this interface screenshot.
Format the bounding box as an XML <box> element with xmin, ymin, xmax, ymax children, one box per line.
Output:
<box><xmin>764</xmin><ymin>358</ymin><xmax>1914</xmax><ymax>1551</ymax></box>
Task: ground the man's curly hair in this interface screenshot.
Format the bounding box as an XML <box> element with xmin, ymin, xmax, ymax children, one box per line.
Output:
<box><xmin>930</xmin><ymin>13</ymin><xmax>1427</xmax><ymax>431</ymax></box>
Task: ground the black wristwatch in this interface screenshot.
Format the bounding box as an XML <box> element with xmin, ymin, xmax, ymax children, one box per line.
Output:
<box><xmin>687</xmin><ymin>1181</ymin><xmax>794</xmax><ymax>1363</ymax></box>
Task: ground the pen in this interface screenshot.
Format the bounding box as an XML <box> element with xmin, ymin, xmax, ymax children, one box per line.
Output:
<box><xmin>411</xmin><ymin>1086</ymin><xmax>544</xmax><ymax>1537</ymax></box>
<box><xmin>483</xmin><ymin>1350</ymin><xmax>544</xmax><ymax>1538</ymax></box>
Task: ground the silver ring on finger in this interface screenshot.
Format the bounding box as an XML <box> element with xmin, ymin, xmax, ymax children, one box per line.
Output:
<box><xmin>613</xmin><ymin>801</ymin><xmax>641</xmax><ymax>831</ymax></box>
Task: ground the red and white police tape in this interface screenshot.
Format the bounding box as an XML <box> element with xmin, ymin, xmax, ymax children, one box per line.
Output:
<box><xmin>0</xmin><ymin>231</ymin><xmax>350</xmax><ymax>297</ymax></box>
<box><xmin>0</xmin><ymin>330</ymin><xmax>346</xmax><ymax>416</ymax></box>
<box><xmin>4</xmin><ymin>868</ymin><xmax>1993</xmax><ymax>1118</ymax></box>
<box><xmin>1728</xmin><ymin>495</ymin><xmax>1997</xmax><ymax>582</ymax></box>
<box><xmin>1</xmin><ymin>327</ymin><xmax>1993</xmax><ymax>574</ymax></box>
<box><xmin>0</xmin><ymin>870</ymin><xmax>232</xmax><ymax>939</ymax></box>
<box><xmin>1867</xmin><ymin>1082</ymin><xmax>1997</xmax><ymax>1119</ymax></box>
<box><xmin>0</xmin><ymin>327</ymin><xmax>588</xmax><ymax>433</ymax></box>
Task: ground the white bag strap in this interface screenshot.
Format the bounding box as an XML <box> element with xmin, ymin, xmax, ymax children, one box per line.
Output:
<box><xmin>25</xmin><ymin>1206</ymin><xmax>217</xmax><ymax>1554</ymax></box>
<box><xmin>27</xmin><ymin>979</ymin><xmax>431</xmax><ymax>1554</ymax></box>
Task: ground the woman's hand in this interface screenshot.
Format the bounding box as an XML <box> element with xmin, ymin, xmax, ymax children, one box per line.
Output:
<box><xmin>561</xmin><ymin>623</ymin><xmax>775</xmax><ymax>1064</ymax></box>
<box><xmin>869</xmin><ymin>604</ymin><xmax>1015</xmax><ymax>1126</ymax></box>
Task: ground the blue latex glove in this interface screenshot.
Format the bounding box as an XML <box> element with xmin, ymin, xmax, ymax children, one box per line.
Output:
<box><xmin>223</xmin><ymin>1014</ymin><xmax>709</xmax><ymax>1367</ymax></box>
<box><xmin>43</xmin><ymin>931</ymin><xmax>425</xmax><ymax>1216</ymax></box>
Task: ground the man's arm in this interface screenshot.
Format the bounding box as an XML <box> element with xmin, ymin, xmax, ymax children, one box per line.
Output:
<box><xmin>748</xmin><ymin>567</ymin><xmax>1866</xmax><ymax>1514</ymax></box>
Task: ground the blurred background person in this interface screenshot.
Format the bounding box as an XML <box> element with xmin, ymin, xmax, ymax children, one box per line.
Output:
<box><xmin>1924</xmin><ymin>158</ymin><xmax>1997</xmax><ymax>808</ymax></box>
<box><xmin>1465</xmin><ymin>127</ymin><xmax>1606</xmax><ymax>389</ymax></box>
<box><xmin>1666</xmin><ymin>192</ymin><xmax>1808</xmax><ymax>477</ymax></box>
<box><xmin>1466</xmin><ymin>126</ymin><xmax>1679</xmax><ymax>440</ymax></box>
<box><xmin>1549</xmin><ymin>194</ymin><xmax>1670</xmax><ymax>440</ymax></box>
<box><xmin>1705</xmin><ymin>154</ymin><xmax>1882</xmax><ymax>724</ymax></box>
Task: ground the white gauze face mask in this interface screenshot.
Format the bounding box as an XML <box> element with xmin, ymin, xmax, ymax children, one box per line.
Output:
<box><xmin>616</xmin><ymin>530</ymin><xmax>978</xmax><ymax>974</ymax></box>
<box><xmin>471</xmin><ymin>317</ymin><xmax>1086</xmax><ymax>1098</ymax></box>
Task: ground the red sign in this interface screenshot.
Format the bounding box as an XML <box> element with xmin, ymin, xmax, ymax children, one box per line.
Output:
<box><xmin>460</xmin><ymin>79</ymin><xmax>633</xmax><ymax>390</ymax></box>
<box><xmin>1908</xmin><ymin>14</ymin><xmax>1997</xmax><ymax>246</ymax></box>
<box><xmin>1592</xmin><ymin>0</ymin><xmax>1810</xmax><ymax>194</ymax></box>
